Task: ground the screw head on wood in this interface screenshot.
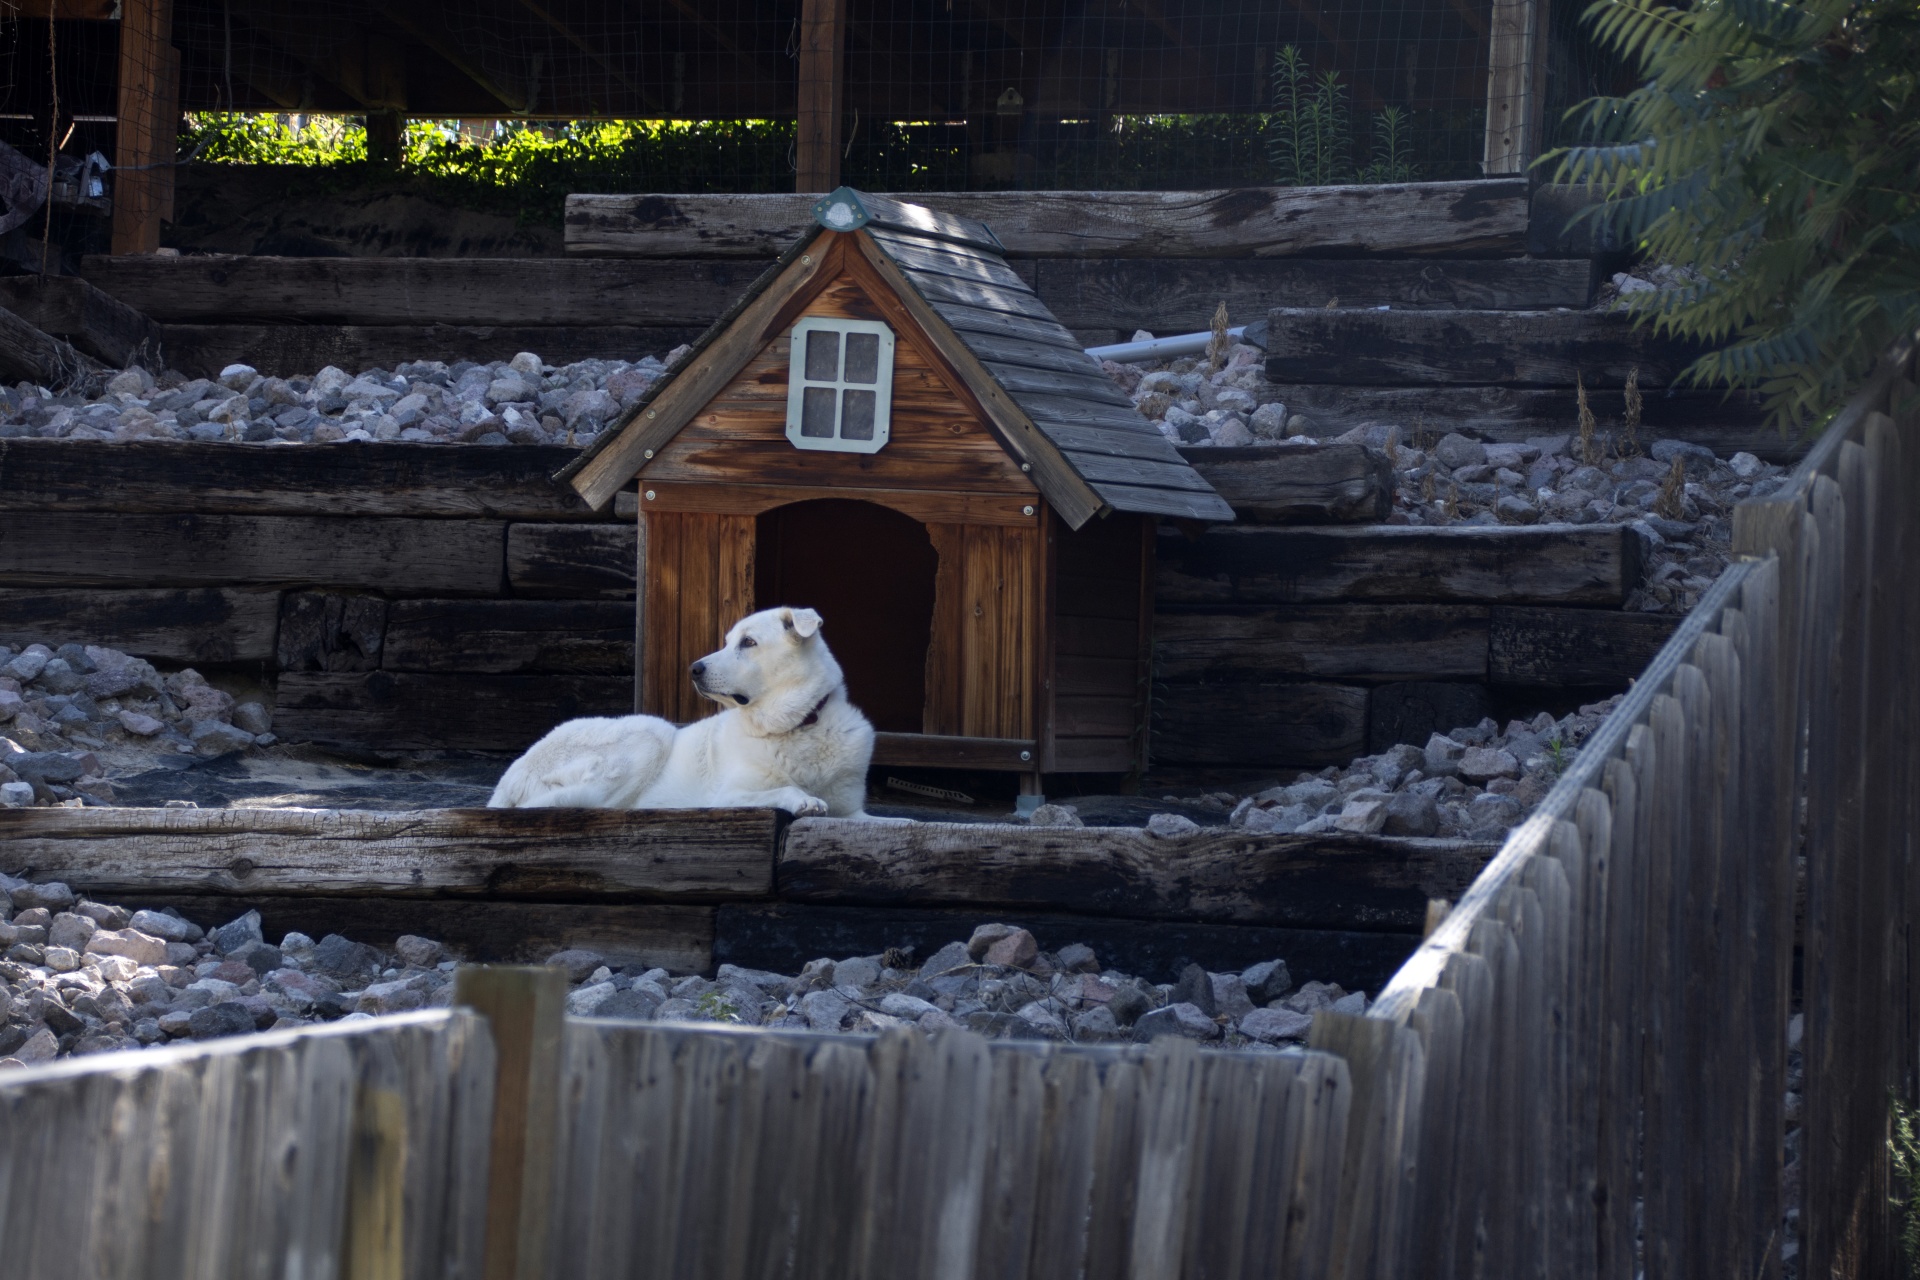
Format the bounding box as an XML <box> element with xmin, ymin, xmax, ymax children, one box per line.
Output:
<box><xmin>643</xmin><ymin>449</ymin><xmax>654</xmax><ymax>459</ymax></box>
<box><xmin>644</xmin><ymin>490</ymin><xmax>656</xmax><ymax>501</ymax></box>
<box><xmin>1020</xmin><ymin>463</ymin><xmax>1031</xmax><ymax>472</ymax></box>
<box><xmin>1022</xmin><ymin>505</ymin><xmax>1035</xmax><ymax>516</ymax></box>
<box><xmin>1020</xmin><ymin>750</ymin><xmax>1032</xmax><ymax>762</ymax></box>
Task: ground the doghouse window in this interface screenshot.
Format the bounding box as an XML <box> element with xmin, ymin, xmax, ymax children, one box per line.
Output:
<box><xmin>785</xmin><ymin>318</ymin><xmax>894</xmax><ymax>454</ymax></box>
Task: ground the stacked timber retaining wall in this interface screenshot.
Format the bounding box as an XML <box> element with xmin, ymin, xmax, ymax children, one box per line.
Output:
<box><xmin>0</xmin><ymin>439</ymin><xmax>1666</xmax><ymax>773</ymax></box>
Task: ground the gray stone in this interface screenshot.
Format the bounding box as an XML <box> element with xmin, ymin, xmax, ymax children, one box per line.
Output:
<box><xmin>715</xmin><ymin>964</ymin><xmax>790</xmax><ymax>997</ymax></box>
<box><xmin>967</xmin><ymin>923</ymin><xmax>1020</xmax><ymax>960</ymax></box>
<box><xmin>74</xmin><ymin>899</ymin><xmax>129</xmax><ymax>928</ymax></box>
<box><xmin>191</xmin><ymin>720</ymin><xmax>256</xmax><ymax>756</ymax></box>
<box><xmin>1250</xmin><ymin>402</ymin><xmax>1288</xmax><ymax>439</ymax></box>
<box><xmin>187</xmin><ymin>1001</ymin><xmax>258</xmax><ymax>1039</ymax></box>
<box><xmin>1071</xmin><ymin>1004</ymin><xmax>1121</xmax><ymax>1041</ymax></box>
<box><xmin>1383</xmin><ymin>790</ymin><xmax>1440</xmax><ymax>837</ymax></box>
<box><xmin>1434</xmin><ymin>433</ymin><xmax>1487</xmax><ymax>469</ymax></box>
<box><xmin>1026</xmin><ymin>803</ymin><xmax>1083</xmax><ymax>828</ymax></box>
<box><xmin>357</xmin><ymin>979</ymin><xmax>428</xmax><ymax>1015</ymax></box>
<box><xmin>231</xmin><ymin>702</ymin><xmax>273</xmax><ymax>735</ymax></box>
<box><xmin>227</xmin><ymin>939</ymin><xmax>282</xmax><ymax>976</ymax></box>
<box><xmin>800</xmin><ymin>989</ymin><xmax>855</xmax><ymax>1031</ymax></box>
<box><xmin>1330</xmin><ymin>991</ymin><xmax>1369</xmax><ymax>1016</ymax></box>
<box><xmin>1239</xmin><ymin>1007</ymin><xmax>1314</xmax><ymax>1043</ymax></box>
<box><xmin>1170</xmin><ymin>963</ymin><xmax>1217</xmax><ymax>1017</ymax></box>
<box><xmin>1055</xmin><ymin>942</ymin><xmax>1100</xmax><ymax>974</ymax></box>
<box><xmin>1494</xmin><ymin>493</ymin><xmax>1540</xmax><ymax>524</ymax></box>
<box><xmin>544</xmin><ymin>949</ymin><xmax>606</xmax><ymax>982</ymax></box>
<box><xmin>1145</xmin><ymin>812</ymin><xmax>1202</xmax><ymax>839</ymax></box>
<box><xmin>920</xmin><ymin>940</ymin><xmax>973</xmax><ymax>977</ymax></box>
<box><xmin>86</xmin><ymin>928</ymin><xmax>168</xmax><ymax>965</ymax></box>
<box><xmin>1334</xmin><ymin>798</ymin><xmax>1388</xmax><ymax>834</ymax></box>
<box><xmin>1422</xmin><ymin>733</ymin><xmax>1465</xmax><ymax>778</ymax></box>
<box><xmin>1457</xmin><ymin>747</ymin><xmax>1521</xmax><ymax>783</ymax></box>
<box><xmin>393</xmin><ymin>935</ymin><xmax>443</xmax><ymax>968</ymax></box>
<box><xmin>1650</xmin><ymin>438</ymin><xmax>1716</xmax><ymax>473</ymax></box>
<box><xmin>35</xmin><ymin>658</ymin><xmax>81</xmax><ymax>694</ymax></box>
<box><xmin>311</xmin><ymin>934</ymin><xmax>382</xmax><ymax>980</ymax></box>
<box><xmin>211</xmin><ymin>910</ymin><xmax>263</xmax><ymax>955</ymax></box>
<box><xmin>1133</xmin><ymin>1002</ymin><xmax>1221</xmax><ymax>1042</ymax></box>
<box><xmin>0</xmin><ymin>781</ymin><xmax>30</xmax><ymax>808</ymax></box>
<box><xmin>879</xmin><ymin>992</ymin><xmax>938</xmax><ymax>1020</ymax></box>
<box><xmin>1467</xmin><ymin>793</ymin><xmax>1524</xmax><ymax>835</ymax></box>
<box><xmin>1107</xmin><ymin>984</ymin><xmax>1151</xmax><ymax>1027</ymax></box>
<box><xmin>14</xmin><ymin>1027</ymin><xmax>56</xmax><ymax>1063</ymax></box>
<box><xmin>125</xmin><ymin>909</ymin><xmax>195</xmax><ymax>944</ymax></box>
<box><xmin>1014</xmin><ymin>1001</ymin><xmax>1069</xmax><ymax>1038</ymax></box>
<box><xmin>593</xmin><ymin>987</ymin><xmax>664</xmax><ymax>1020</ymax></box>
<box><xmin>1729</xmin><ymin>451</ymin><xmax>1764</xmax><ymax>479</ymax></box>
<box><xmin>1241</xmin><ymin>958</ymin><xmax>1293</xmax><ymax>1004</ymax></box>
<box><xmin>982</xmin><ymin>929</ymin><xmax>1038</xmax><ymax>969</ymax></box>
<box><xmin>47</xmin><ymin>912</ymin><xmax>96</xmax><ymax>951</ymax></box>
<box><xmin>1209</xmin><ymin>973</ymin><xmax>1256</xmax><ymax>1020</ymax></box>
<box><xmin>566</xmin><ymin>981</ymin><xmax>620</xmax><ymax>1016</ymax></box>
<box><xmin>830</xmin><ymin>955</ymin><xmax>882</xmax><ymax>989</ymax></box>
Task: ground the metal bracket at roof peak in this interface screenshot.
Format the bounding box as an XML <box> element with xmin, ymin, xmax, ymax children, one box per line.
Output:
<box><xmin>812</xmin><ymin>188</ymin><xmax>871</xmax><ymax>233</ymax></box>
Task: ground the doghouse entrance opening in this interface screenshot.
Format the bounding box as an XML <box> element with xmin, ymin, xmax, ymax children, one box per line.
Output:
<box><xmin>754</xmin><ymin>499</ymin><xmax>937</xmax><ymax>734</ymax></box>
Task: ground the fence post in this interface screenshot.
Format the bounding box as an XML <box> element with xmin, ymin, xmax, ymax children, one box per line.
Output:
<box><xmin>796</xmin><ymin>0</ymin><xmax>847</xmax><ymax>192</ymax></box>
<box><xmin>1482</xmin><ymin>0</ymin><xmax>1547</xmax><ymax>175</ymax></box>
<box><xmin>113</xmin><ymin>0</ymin><xmax>179</xmax><ymax>255</ymax></box>
<box><xmin>455</xmin><ymin>965</ymin><xmax>566</xmax><ymax>1280</ymax></box>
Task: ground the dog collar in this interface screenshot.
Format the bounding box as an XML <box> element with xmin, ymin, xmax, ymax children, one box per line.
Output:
<box><xmin>798</xmin><ymin>693</ymin><xmax>832</xmax><ymax>728</ymax></box>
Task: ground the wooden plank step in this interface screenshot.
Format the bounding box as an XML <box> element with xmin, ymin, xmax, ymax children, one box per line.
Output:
<box><xmin>382</xmin><ymin>599</ymin><xmax>634</xmax><ymax>675</ymax></box>
<box><xmin>1178</xmin><ymin>444</ymin><xmax>1392</xmax><ymax>524</ymax></box>
<box><xmin>0</xmin><ymin>587</ymin><xmax>281</xmax><ymax>664</ymax></box>
<box><xmin>136</xmin><ymin>895</ymin><xmax>715</xmax><ymax>973</ymax></box>
<box><xmin>1155</xmin><ymin>523</ymin><xmax>1643</xmax><ymax>607</ymax></box>
<box><xmin>1039</xmin><ymin>257</ymin><xmax>1591</xmax><ymax>340</ymax></box>
<box><xmin>506</xmin><ymin>523</ymin><xmax>637</xmax><ymax>598</ymax></box>
<box><xmin>82</xmin><ymin>255</ymin><xmax>803</xmax><ymax>327</ymax></box>
<box><xmin>0</xmin><ymin>439</ymin><xmax>602</xmax><ymax>519</ymax></box>
<box><xmin>1261</xmin><ymin>384</ymin><xmax>1794</xmax><ymax>461</ymax></box>
<box><xmin>1152</xmin><ymin>679</ymin><xmax>1369</xmax><ymax>768</ymax></box>
<box><xmin>273</xmin><ymin>671</ymin><xmax>632</xmax><ymax>752</ymax></box>
<box><xmin>1154</xmin><ymin>605</ymin><xmax>1490</xmax><ymax>681</ymax></box>
<box><xmin>159</xmin><ymin>323</ymin><xmax>698</xmax><ymax>381</ymax></box>
<box><xmin>0</xmin><ymin>805</ymin><xmax>778</xmax><ymax>900</ymax></box>
<box><xmin>1263</xmin><ymin>308</ymin><xmax>1702</xmax><ymax>387</ymax></box>
<box><xmin>1488</xmin><ymin>606</ymin><xmax>1680</xmax><ymax>687</ymax></box>
<box><xmin>0</xmin><ymin>513</ymin><xmax>506</xmax><ymax>594</ymax></box>
<box><xmin>564</xmin><ymin>181</ymin><xmax>1530</xmax><ymax>258</ymax></box>
<box><xmin>0</xmin><ymin>274</ymin><xmax>162</xmax><ymax>367</ymax></box>
<box><xmin>713</xmin><ymin>902</ymin><xmax>1422</xmax><ymax>994</ymax></box>
<box><xmin>781</xmin><ymin>818</ymin><xmax>1497</xmax><ymax>932</ymax></box>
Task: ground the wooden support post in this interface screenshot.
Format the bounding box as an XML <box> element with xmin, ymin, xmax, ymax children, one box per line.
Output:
<box><xmin>454</xmin><ymin>965</ymin><xmax>567</xmax><ymax>1280</ymax></box>
<box><xmin>112</xmin><ymin>0</ymin><xmax>178</xmax><ymax>255</ymax></box>
<box><xmin>1482</xmin><ymin>0</ymin><xmax>1547</xmax><ymax>176</ymax></box>
<box><xmin>796</xmin><ymin>0</ymin><xmax>846</xmax><ymax>192</ymax></box>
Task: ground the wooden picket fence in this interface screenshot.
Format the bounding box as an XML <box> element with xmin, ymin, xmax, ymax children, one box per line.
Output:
<box><xmin>1317</xmin><ymin>340</ymin><xmax>1920</xmax><ymax>1280</ymax></box>
<box><xmin>3</xmin><ymin>350</ymin><xmax>1915</xmax><ymax>1279</ymax></box>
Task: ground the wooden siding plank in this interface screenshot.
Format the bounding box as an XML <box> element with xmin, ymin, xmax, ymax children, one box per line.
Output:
<box><xmin>382</xmin><ymin>599</ymin><xmax>635</xmax><ymax>674</ymax></box>
<box><xmin>0</xmin><ymin>587</ymin><xmax>281</xmax><ymax>663</ymax></box>
<box><xmin>274</xmin><ymin>671</ymin><xmax>632</xmax><ymax>751</ymax></box>
<box><xmin>506</xmin><ymin>523</ymin><xmax>637</xmax><ymax>597</ymax></box>
<box><xmin>1155</xmin><ymin>606</ymin><xmax>1492</xmax><ymax>681</ymax></box>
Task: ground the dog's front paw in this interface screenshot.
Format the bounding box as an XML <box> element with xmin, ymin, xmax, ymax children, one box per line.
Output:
<box><xmin>780</xmin><ymin>789</ymin><xmax>829</xmax><ymax>817</ymax></box>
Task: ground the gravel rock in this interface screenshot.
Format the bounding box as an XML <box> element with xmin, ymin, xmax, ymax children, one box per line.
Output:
<box><xmin>394</xmin><ymin>935</ymin><xmax>444</xmax><ymax>968</ymax></box>
<box><xmin>982</xmin><ymin>929</ymin><xmax>1038</xmax><ymax>969</ymax></box>
<box><xmin>1134</xmin><ymin>1002</ymin><xmax>1222</xmax><ymax>1042</ymax></box>
<box><xmin>920</xmin><ymin>940</ymin><xmax>973</xmax><ymax>977</ymax></box>
<box><xmin>84</xmin><ymin>928</ymin><xmax>168</xmax><ymax>966</ymax></box>
<box><xmin>210</xmin><ymin>910</ymin><xmax>263</xmax><ymax>955</ymax></box>
<box><xmin>310</xmin><ymin>934</ymin><xmax>383</xmax><ymax>981</ymax></box>
<box><xmin>187</xmin><ymin>1002</ymin><xmax>257</xmax><ymax>1039</ymax></box>
<box><xmin>1239</xmin><ymin>1007</ymin><xmax>1314</xmax><ymax>1043</ymax></box>
<box><xmin>544</xmin><ymin>949</ymin><xmax>607</xmax><ymax>982</ymax></box>
<box><xmin>1457</xmin><ymin>747</ymin><xmax>1521</xmax><ymax>783</ymax></box>
<box><xmin>1242</xmin><ymin>958</ymin><xmax>1293</xmax><ymax>1004</ymax></box>
<box><xmin>1170</xmin><ymin>964</ymin><xmax>1217</xmax><ymax>1016</ymax></box>
<box><xmin>1055</xmin><ymin>942</ymin><xmax>1100</xmax><ymax>974</ymax></box>
<box><xmin>1107</xmin><ymin>985</ymin><xmax>1152</xmax><ymax>1027</ymax></box>
<box><xmin>127</xmin><ymin>909</ymin><xmax>198</xmax><ymax>942</ymax></box>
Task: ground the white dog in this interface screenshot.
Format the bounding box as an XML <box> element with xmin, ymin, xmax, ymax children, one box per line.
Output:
<box><xmin>487</xmin><ymin>606</ymin><xmax>873</xmax><ymax>816</ymax></box>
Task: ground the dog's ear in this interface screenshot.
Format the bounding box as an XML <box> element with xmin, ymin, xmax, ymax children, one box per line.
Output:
<box><xmin>781</xmin><ymin>607</ymin><xmax>823</xmax><ymax>639</ymax></box>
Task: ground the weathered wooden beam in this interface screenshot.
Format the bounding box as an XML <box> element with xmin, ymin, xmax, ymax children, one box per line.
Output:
<box><xmin>0</xmin><ymin>304</ymin><xmax>104</xmax><ymax>390</ymax></box>
<box><xmin>564</xmin><ymin>181</ymin><xmax>1530</xmax><ymax>259</ymax></box>
<box><xmin>781</xmin><ymin>817</ymin><xmax>1497</xmax><ymax>932</ymax></box>
<box><xmin>0</xmin><ymin>587</ymin><xmax>281</xmax><ymax>663</ymax></box>
<box><xmin>0</xmin><ymin>805</ymin><xmax>777</xmax><ymax>900</ymax></box>
<box><xmin>158</xmin><ymin>322</ymin><xmax>701</xmax><ymax>382</ymax></box>
<box><xmin>0</xmin><ymin>440</ymin><xmax>600</xmax><ymax>519</ymax></box>
<box><xmin>139</xmin><ymin>895</ymin><xmax>716</xmax><ymax>973</ymax></box>
<box><xmin>1154</xmin><ymin>605</ymin><xmax>1490</xmax><ymax>681</ymax></box>
<box><xmin>506</xmin><ymin>523</ymin><xmax>636</xmax><ymax>596</ymax></box>
<box><xmin>1483</xmin><ymin>0</ymin><xmax>1548</xmax><ymax>174</ymax></box>
<box><xmin>273</xmin><ymin>671</ymin><xmax>632</xmax><ymax>751</ymax></box>
<box><xmin>1151</xmin><ymin>679</ymin><xmax>1369</xmax><ymax>768</ymax></box>
<box><xmin>0</xmin><ymin>513</ymin><xmax>506</xmax><ymax>594</ymax></box>
<box><xmin>1155</xmin><ymin>523</ymin><xmax>1644</xmax><ymax>607</ymax></box>
<box><xmin>796</xmin><ymin>0</ymin><xmax>847</xmax><ymax>192</ymax></box>
<box><xmin>713</xmin><ymin>902</ymin><xmax>1422</xmax><ymax>994</ymax></box>
<box><xmin>82</xmin><ymin>255</ymin><xmax>775</xmax><ymax>326</ymax></box>
<box><xmin>112</xmin><ymin>0</ymin><xmax>180</xmax><ymax>255</ymax></box>
<box><xmin>871</xmin><ymin>733</ymin><xmax>1038</xmax><ymax>771</ymax></box>
<box><xmin>1488</xmin><ymin>605</ymin><xmax>1679</xmax><ymax>687</ymax></box>
<box><xmin>1038</xmin><ymin>256</ymin><xmax>1589</xmax><ymax>337</ymax></box>
<box><xmin>0</xmin><ymin>275</ymin><xmax>162</xmax><ymax>368</ymax></box>
<box><xmin>1263</xmin><ymin>308</ymin><xmax>1701</xmax><ymax>387</ymax></box>
<box><xmin>1178</xmin><ymin>444</ymin><xmax>1392</xmax><ymax>524</ymax></box>
<box><xmin>382</xmin><ymin>598</ymin><xmax>634</xmax><ymax>674</ymax></box>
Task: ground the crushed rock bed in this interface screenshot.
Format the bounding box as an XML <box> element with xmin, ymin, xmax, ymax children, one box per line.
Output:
<box><xmin>0</xmin><ymin>349</ymin><xmax>682</xmax><ymax>448</ymax></box>
<box><xmin>0</xmin><ymin>883</ymin><xmax>1353</xmax><ymax>1064</ymax></box>
<box><xmin>1103</xmin><ymin>339</ymin><xmax>1792</xmax><ymax>614</ymax></box>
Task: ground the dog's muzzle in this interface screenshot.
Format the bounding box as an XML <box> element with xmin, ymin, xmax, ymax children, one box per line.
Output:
<box><xmin>689</xmin><ymin>661</ymin><xmax>749</xmax><ymax>705</ymax></box>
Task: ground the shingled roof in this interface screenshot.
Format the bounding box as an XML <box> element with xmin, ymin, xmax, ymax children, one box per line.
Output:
<box><xmin>559</xmin><ymin>187</ymin><xmax>1232</xmax><ymax>526</ymax></box>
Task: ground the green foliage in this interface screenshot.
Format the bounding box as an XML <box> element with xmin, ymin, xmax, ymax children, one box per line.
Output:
<box><xmin>1360</xmin><ymin>106</ymin><xmax>1420</xmax><ymax>183</ymax></box>
<box><xmin>695</xmin><ymin>989</ymin><xmax>741</xmax><ymax>1023</ymax></box>
<box><xmin>1269</xmin><ymin>48</ymin><xmax>1423</xmax><ymax>187</ymax></box>
<box><xmin>1551</xmin><ymin>0</ymin><xmax>1920</xmax><ymax>429</ymax></box>
<box><xmin>1893</xmin><ymin>1092</ymin><xmax>1920</xmax><ymax>1276</ymax></box>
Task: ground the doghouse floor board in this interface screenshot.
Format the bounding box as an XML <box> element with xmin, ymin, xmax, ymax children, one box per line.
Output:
<box><xmin>0</xmin><ymin>807</ymin><xmax>1495</xmax><ymax>988</ymax></box>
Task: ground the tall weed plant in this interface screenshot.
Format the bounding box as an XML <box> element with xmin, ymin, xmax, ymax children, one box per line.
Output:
<box><xmin>1268</xmin><ymin>46</ymin><xmax>1421</xmax><ymax>186</ymax></box>
<box><xmin>1551</xmin><ymin>0</ymin><xmax>1920</xmax><ymax>429</ymax></box>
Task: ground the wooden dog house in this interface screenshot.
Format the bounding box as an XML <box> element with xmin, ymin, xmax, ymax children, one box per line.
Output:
<box><xmin>561</xmin><ymin>187</ymin><xmax>1231</xmax><ymax>785</ymax></box>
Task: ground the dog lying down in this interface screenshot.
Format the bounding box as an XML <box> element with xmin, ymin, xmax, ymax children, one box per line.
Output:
<box><xmin>488</xmin><ymin>606</ymin><xmax>873</xmax><ymax>816</ymax></box>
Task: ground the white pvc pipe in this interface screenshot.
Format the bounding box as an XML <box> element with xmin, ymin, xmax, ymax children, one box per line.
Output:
<box><xmin>1084</xmin><ymin>326</ymin><xmax>1248</xmax><ymax>365</ymax></box>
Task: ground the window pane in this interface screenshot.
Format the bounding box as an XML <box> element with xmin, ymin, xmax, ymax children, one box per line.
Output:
<box><xmin>801</xmin><ymin>386</ymin><xmax>838</xmax><ymax>437</ymax></box>
<box><xmin>803</xmin><ymin>329</ymin><xmax>840</xmax><ymax>381</ymax></box>
<box><xmin>841</xmin><ymin>389</ymin><xmax>876</xmax><ymax>440</ymax></box>
<box><xmin>843</xmin><ymin>332</ymin><xmax>880</xmax><ymax>383</ymax></box>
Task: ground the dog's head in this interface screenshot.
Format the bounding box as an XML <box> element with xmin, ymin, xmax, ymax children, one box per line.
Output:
<box><xmin>690</xmin><ymin>606</ymin><xmax>844</xmax><ymax>734</ymax></box>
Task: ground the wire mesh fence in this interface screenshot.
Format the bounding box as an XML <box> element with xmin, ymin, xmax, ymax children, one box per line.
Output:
<box><xmin>0</xmin><ymin>0</ymin><xmax>1595</xmax><ymax>217</ymax></box>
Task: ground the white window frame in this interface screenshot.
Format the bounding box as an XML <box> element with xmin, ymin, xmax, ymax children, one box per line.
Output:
<box><xmin>784</xmin><ymin>317</ymin><xmax>896</xmax><ymax>454</ymax></box>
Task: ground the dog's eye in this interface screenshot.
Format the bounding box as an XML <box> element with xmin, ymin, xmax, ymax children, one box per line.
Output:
<box><xmin>739</xmin><ymin>636</ymin><xmax>756</xmax><ymax>649</ymax></box>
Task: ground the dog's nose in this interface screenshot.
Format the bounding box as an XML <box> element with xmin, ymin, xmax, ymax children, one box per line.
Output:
<box><xmin>689</xmin><ymin>661</ymin><xmax>705</xmax><ymax>679</ymax></box>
